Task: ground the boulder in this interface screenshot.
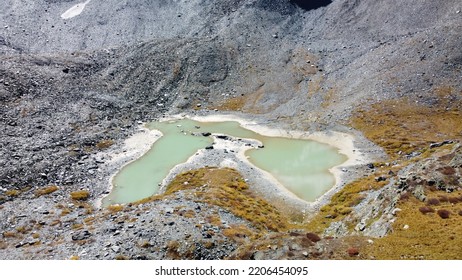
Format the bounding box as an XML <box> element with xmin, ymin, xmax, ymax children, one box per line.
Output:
<box><xmin>72</xmin><ymin>230</ymin><xmax>91</xmax><ymax>241</ymax></box>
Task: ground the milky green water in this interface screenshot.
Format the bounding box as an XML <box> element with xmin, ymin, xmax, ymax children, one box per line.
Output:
<box><xmin>102</xmin><ymin>118</ymin><xmax>347</xmax><ymax>206</ymax></box>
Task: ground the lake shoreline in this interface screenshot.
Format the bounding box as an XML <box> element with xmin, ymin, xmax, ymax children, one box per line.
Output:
<box><xmin>188</xmin><ymin>114</ymin><xmax>371</xmax><ymax>215</ymax></box>
<box><xmin>98</xmin><ymin>113</ymin><xmax>373</xmax><ymax>218</ymax></box>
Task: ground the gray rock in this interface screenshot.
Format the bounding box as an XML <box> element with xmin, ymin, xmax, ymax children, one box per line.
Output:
<box><xmin>72</xmin><ymin>230</ymin><xmax>91</xmax><ymax>241</ymax></box>
<box><xmin>111</xmin><ymin>246</ymin><xmax>121</xmax><ymax>253</ymax></box>
<box><xmin>412</xmin><ymin>186</ymin><xmax>426</xmax><ymax>202</ymax></box>
<box><xmin>429</xmin><ymin>140</ymin><xmax>453</xmax><ymax>149</ymax></box>
<box><xmin>375</xmin><ymin>176</ymin><xmax>387</xmax><ymax>182</ymax></box>
<box><xmin>449</xmin><ymin>152</ymin><xmax>462</xmax><ymax>168</ymax></box>
<box><xmin>355</xmin><ymin>221</ymin><xmax>366</xmax><ymax>232</ymax></box>
<box><xmin>290</xmin><ymin>243</ymin><xmax>302</xmax><ymax>251</ymax></box>
<box><xmin>253</xmin><ymin>251</ymin><xmax>265</xmax><ymax>260</ymax></box>
<box><xmin>392</xmin><ymin>208</ymin><xmax>402</xmax><ymax>216</ymax></box>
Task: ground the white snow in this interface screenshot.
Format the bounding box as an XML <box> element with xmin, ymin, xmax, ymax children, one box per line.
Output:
<box><xmin>61</xmin><ymin>0</ymin><xmax>92</xmax><ymax>19</ymax></box>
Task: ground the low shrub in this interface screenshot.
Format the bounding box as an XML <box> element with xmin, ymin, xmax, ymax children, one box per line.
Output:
<box><xmin>418</xmin><ymin>206</ymin><xmax>435</xmax><ymax>214</ymax></box>
<box><xmin>70</xmin><ymin>190</ymin><xmax>90</xmax><ymax>201</ymax></box>
<box><xmin>139</xmin><ymin>240</ymin><xmax>152</xmax><ymax>248</ymax></box>
<box><xmin>426</xmin><ymin>198</ymin><xmax>440</xmax><ymax>206</ymax></box>
<box><xmin>16</xmin><ymin>226</ymin><xmax>29</xmax><ymax>234</ymax></box>
<box><xmin>60</xmin><ymin>208</ymin><xmax>71</xmax><ymax>216</ymax></box>
<box><xmin>5</xmin><ymin>190</ymin><xmax>20</xmax><ymax>197</ymax></box>
<box><xmin>2</xmin><ymin>231</ymin><xmax>17</xmax><ymax>238</ymax></box>
<box><xmin>72</xmin><ymin>224</ymin><xmax>84</xmax><ymax>230</ymax></box>
<box><xmin>306</xmin><ymin>232</ymin><xmax>321</xmax><ymax>243</ymax></box>
<box><xmin>347</xmin><ymin>247</ymin><xmax>360</xmax><ymax>257</ymax></box>
<box><xmin>438</xmin><ymin>195</ymin><xmax>449</xmax><ymax>203</ymax></box>
<box><xmin>35</xmin><ymin>185</ymin><xmax>59</xmax><ymax>197</ymax></box>
<box><xmin>107</xmin><ymin>204</ymin><xmax>124</xmax><ymax>213</ymax></box>
<box><xmin>50</xmin><ymin>220</ymin><xmax>62</xmax><ymax>226</ymax></box>
<box><xmin>437</xmin><ymin>209</ymin><xmax>451</xmax><ymax>219</ymax></box>
<box><xmin>96</xmin><ymin>139</ymin><xmax>114</xmax><ymax>150</ymax></box>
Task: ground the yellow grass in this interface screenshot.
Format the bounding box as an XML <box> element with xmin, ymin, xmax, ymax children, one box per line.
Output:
<box><xmin>364</xmin><ymin>192</ymin><xmax>462</xmax><ymax>259</ymax></box>
<box><xmin>70</xmin><ymin>190</ymin><xmax>90</xmax><ymax>201</ymax></box>
<box><xmin>35</xmin><ymin>185</ymin><xmax>59</xmax><ymax>197</ymax></box>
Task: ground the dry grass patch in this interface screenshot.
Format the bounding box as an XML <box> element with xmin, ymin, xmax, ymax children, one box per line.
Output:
<box><xmin>364</xmin><ymin>191</ymin><xmax>462</xmax><ymax>259</ymax></box>
<box><xmin>35</xmin><ymin>185</ymin><xmax>59</xmax><ymax>197</ymax></box>
<box><xmin>223</xmin><ymin>224</ymin><xmax>257</xmax><ymax>242</ymax></box>
<box><xmin>165</xmin><ymin>167</ymin><xmax>289</xmax><ymax>232</ymax></box>
<box><xmin>70</xmin><ymin>190</ymin><xmax>90</xmax><ymax>201</ymax></box>
<box><xmin>83</xmin><ymin>216</ymin><xmax>96</xmax><ymax>225</ymax></box>
<box><xmin>72</xmin><ymin>224</ymin><xmax>84</xmax><ymax>230</ymax></box>
<box><xmin>96</xmin><ymin>139</ymin><xmax>114</xmax><ymax>150</ymax></box>
<box><xmin>140</xmin><ymin>167</ymin><xmax>289</xmax><ymax>233</ymax></box>
<box><xmin>307</xmin><ymin>172</ymin><xmax>390</xmax><ymax>233</ymax></box>
<box><xmin>5</xmin><ymin>189</ymin><xmax>20</xmax><ymax>197</ymax></box>
<box><xmin>304</xmin><ymin>89</ymin><xmax>462</xmax><ymax>258</ymax></box>
<box><xmin>50</xmin><ymin>220</ymin><xmax>62</xmax><ymax>227</ymax></box>
<box><xmin>60</xmin><ymin>208</ymin><xmax>72</xmax><ymax>216</ymax></box>
<box><xmin>106</xmin><ymin>204</ymin><xmax>124</xmax><ymax>213</ymax></box>
<box><xmin>16</xmin><ymin>226</ymin><xmax>30</xmax><ymax>234</ymax></box>
<box><xmin>351</xmin><ymin>96</ymin><xmax>462</xmax><ymax>159</ymax></box>
<box><xmin>178</xmin><ymin>209</ymin><xmax>196</xmax><ymax>218</ymax></box>
<box><xmin>2</xmin><ymin>231</ymin><xmax>18</xmax><ymax>238</ymax></box>
<box><xmin>206</xmin><ymin>214</ymin><xmax>222</xmax><ymax>226</ymax></box>
<box><xmin>214</xmin><ymin>96</ymin><xmax>246</xmax><ymax>111</ymax></box>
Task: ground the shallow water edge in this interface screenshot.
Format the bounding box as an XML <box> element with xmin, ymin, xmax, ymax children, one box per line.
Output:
<box><xmin>97</xmin><ymin>114</ymin><xmax>369</xmax><ymax>216</ymax></box>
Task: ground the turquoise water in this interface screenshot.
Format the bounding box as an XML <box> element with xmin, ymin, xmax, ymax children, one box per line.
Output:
<box><xmin>102</xmin><ymin>118</ymin><xmax>347</xmax><ymax>206</ymax></box>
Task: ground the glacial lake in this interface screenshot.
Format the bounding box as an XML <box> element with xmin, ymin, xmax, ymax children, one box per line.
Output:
<box><xmin>102</xmin><ymin>118</ymin><xmax>347</xmax><ymax>206</ymax></box>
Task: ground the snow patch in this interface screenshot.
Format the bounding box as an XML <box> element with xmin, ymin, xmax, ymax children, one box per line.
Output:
<box><xmin>61</xmin><ymin>0</ymin><xmax>92</xmax><ymax>19</ymax></box>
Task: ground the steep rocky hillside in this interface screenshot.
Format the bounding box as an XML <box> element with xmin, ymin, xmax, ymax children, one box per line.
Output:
<box><xmin>1</xmin><ymin>0</ymin><xmax>461</xmax><ymax>259</ymax></box>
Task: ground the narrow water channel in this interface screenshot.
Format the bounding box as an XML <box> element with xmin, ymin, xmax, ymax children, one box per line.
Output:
<box><xmin>102</xmin><ymin>118</ymin><xmax>347</xmax><ymax>206</ymax></box>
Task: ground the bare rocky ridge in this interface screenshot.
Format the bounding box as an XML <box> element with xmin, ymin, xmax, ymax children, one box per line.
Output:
<box><xmin>0</xmin><ymin>0</ymin><xmax>461</xmax><ymax>259</ymax></box>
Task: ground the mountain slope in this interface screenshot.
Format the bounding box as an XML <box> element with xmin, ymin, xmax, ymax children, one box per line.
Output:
<box><xmin>1</xmin><ymin>0</ymin><xmax>461</xmax><ymax>259</ymax></box>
